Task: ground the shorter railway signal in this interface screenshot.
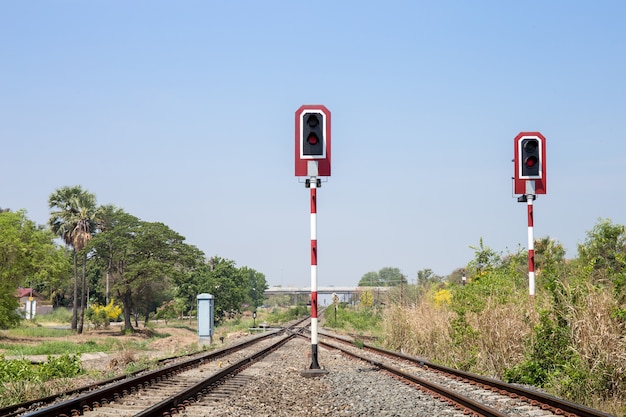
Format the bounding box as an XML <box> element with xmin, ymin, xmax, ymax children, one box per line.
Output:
<box><xmin>512</xmin><ymin>131</ymin><xmax>547</xmax><ymax>300</ymax></box>
<box><xmin>513</xmin><ymin>132</ymin><xmax>546</xmax><ymax>195</ymax></box>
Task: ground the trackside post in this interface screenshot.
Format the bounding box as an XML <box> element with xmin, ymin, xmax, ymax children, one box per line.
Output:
<box><xmin>295</xmin><ymin>105</ymin><xmax>331</xmax><ymax>376</ymax></box>
<box><xmin>513</xmin><ymin>132</ymin><xmax>547</xmax><ymax>299</ymax></box>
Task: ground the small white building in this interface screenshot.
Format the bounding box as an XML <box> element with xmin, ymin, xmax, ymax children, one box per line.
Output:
<box><xmin>16</xmin><ymin>287</ymin><xmax>47</xmax><ymax>319</ymax></box>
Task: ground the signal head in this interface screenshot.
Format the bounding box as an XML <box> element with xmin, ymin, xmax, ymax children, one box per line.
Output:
<box><xmin>519</xmin><ymin>138</ymin><xmax>541</xmax><ymax>178</ymax></box>
<box><xmin>301</xmin><ymin>112</ymin><xmax>325</xmax><ymax>157</ymax></box>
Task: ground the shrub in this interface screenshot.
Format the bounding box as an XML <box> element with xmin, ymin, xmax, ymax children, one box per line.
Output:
<box><xmin>0</xmin><ymin>354</ymin><xmax>83</xmax><ymax>383</ymax></box>
<box><xmin>86</xmin><ymin>300</ymin><xmax>122</xmax><ymax>329</ymax></box>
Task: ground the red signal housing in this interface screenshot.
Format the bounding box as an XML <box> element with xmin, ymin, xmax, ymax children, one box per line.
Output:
<box><xmin>514</xmin><ymin>132</ymin><xmax>546</xmax><ymax>195</ymax></box>
<box><xmin>295</xmin><ymin>105</ymin><xmax>331</xmax><ymax>177</ymax></box>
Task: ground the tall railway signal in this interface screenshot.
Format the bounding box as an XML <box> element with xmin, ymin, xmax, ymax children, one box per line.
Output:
<box><xmin>295</xmin><ymin>105</ymin><xmax>331</xmax><ymax>177</ymax></box>
<box><xmin>295</xmin><ymin>105</ymin><xmax>331</xmax><ymax>376</ymax></box>
<box><xmin>513</xmin><ymin>132</ymin><xmax>547</xmax><ymax>299</ymax></box>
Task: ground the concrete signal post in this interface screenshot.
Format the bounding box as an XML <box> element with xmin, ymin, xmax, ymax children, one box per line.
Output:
<box><xmin>295</xmin><ymin>105</ymin><xmax>331</xmax><ymax>377</ymax></box>
<box><xmin>513</xmin><ymin>132</ymin><xmax>547</xmax><ymax>299</ymax></box>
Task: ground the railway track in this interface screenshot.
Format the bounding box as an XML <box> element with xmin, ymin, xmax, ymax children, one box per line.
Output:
<box><xmin>1</xmin><ymin>321</ymin><xmax>614</xmax><ymax>417</ymax></box>
<box><xmin>1</xmin><ymin>314</ymin><xmax>312</xmax><ymax>417</ymax></box>
<box><xmin>316</xmin><ymin>329</ymin><xmax>614</xmax><ymax>417</ymax></box>
<box><xmin>6</xmin><ymin>330</ymin><xmax>286</xmax><ymax>417</ymax></box>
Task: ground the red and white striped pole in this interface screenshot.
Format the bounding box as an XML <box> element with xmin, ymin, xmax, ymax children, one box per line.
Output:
<box><xmin>526</xmin><ymin>180</ymin><xmax>535</xmax><ymax>299</ymax></box>
<box><xmin>527</xmin><ymin>196</ymin><xmax>535</xmax><ymax>298</ymax></box>
<box><xmin>309</xmin><ymin>177</ymin><xmax>321</xmax><ymax>369</ymax></box>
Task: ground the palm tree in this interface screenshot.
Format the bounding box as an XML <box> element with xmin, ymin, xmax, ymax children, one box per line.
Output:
<box><xmin>48</xmin><ymin>185</ymin><xmax>97</xmax><ymax>333</ymax></box>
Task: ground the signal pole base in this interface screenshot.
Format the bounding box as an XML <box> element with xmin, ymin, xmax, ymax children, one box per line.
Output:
<box><xmin>300</xmin><ymin>345</ymin><xmax>328</xmax><ymax>377</ymax></box>
<box><xmin>300</xmin><ymin>368</ymin><xmax>329</xmax><ymax>377</ymax></box>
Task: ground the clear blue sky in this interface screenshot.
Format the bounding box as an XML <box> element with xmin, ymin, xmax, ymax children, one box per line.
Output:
<box><xmin>2</xmin><ymin>1</ymin><xmax>625</xmax><ymax>288</ymax></box>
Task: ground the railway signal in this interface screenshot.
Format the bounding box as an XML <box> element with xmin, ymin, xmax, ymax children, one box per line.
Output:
<box><xmin>512</xmin><ymin>132</ymin><xmax>547</xmax><ymax>299</ymax></box>
<box><xmin>295</xmin><ymin>105</ymin><xmax>331</xmax><ymax>377</ymax></box>
<box><xmin>295</xmin><ymin>105</ymin><xmax>331</xmax><ymax>177</ymax></box>
<box><xmin>513</xmin><ymin>132</ymin><xmax>546</xmax><ymax>195</ymax></box>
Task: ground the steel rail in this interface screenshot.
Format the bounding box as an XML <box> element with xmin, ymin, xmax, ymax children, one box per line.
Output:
<box><xmin>318</xmin><ymin>330</ymin><xmax>614</xmax><ymax>417</ymax></box>
<box><xmin>309</xmin><ymin>335</ymin><xmax>506</xmax><ymax>417</ymax></box>
<box><xmin>18</xmin><ymin>329</ymin><xmax>283</xmax><ymax>417</ymax></box>
<box><xmin>134</xmin><ymin>332</ymin><xmax>296</xmax><ymax>417</ymax></box>
<box><xmin>0</xmin><ymin>350</ymin><xmax>201</xmax><ymax>417</ymax></box>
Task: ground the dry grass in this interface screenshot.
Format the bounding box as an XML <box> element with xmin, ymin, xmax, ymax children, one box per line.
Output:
<box><xmin>382</xmin><ymin>299</ymin><xmax>456</xmax><ymax>364</ymax></box>
<box><xmin>554</xmin><ymin>285</ymin><xmax>626</xmax><ymax>415</ymax></box>
<box><xmin>382</xmin><ymin>297</ymin><xmax>536</xmax><ymax>378</ymax></box>
<box><xmin>381</xmin><ymin>287</ymin><xmax>626</xmax><ymax>416</ymax></box>
<box><xmin>465</xmin><ymin>299</ymin><xmax>537</xmax><ymax>377</ymax></box>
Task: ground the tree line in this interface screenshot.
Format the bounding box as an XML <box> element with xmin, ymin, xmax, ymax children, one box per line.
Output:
<box><xmin>0</xmin><ymin>185</ymin><xmax>268</xmax><ymax>332</ymax></box>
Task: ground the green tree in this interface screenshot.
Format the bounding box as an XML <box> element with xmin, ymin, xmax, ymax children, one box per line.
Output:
<box><xmin>379</xmin><ymin>267</ymin><xmax>407</xmax><ymax>286</ymax></box>
<box><xmin>417</xmin><ymin>268</ymin><xmax>443</xmax><ymax>286</ymax></box>
<box><xmin>87</xmin><ymin>210</ymin><xmax>204</xmax><ymax>331</ymax></box>
<box><xmin>358</xmin><ymin>271</ymin><xmax>381</xmax><ymax>286</ymax></box>
<box><xmin>48</xmin><ymin>185</ymin><xmax>97</xmax><ymax>333</ymax></box>
<box><xmin>358</xmin><ymin>267</ymin><xmax>407</xmax><ymax>287</ymax></box>
<box><xmin>0</xmin><ymin>210</ymin><xmax>69</xmax><ymax>327</ymax></box>
<box><xmin>94</xmin><ymin>204</ymin><xmax>123</xmax><ymax>304</ymax></box>
<box><xmin>240</xmin><ymin>266</ymin><xmax>268</xmax><ymax>309</ymax></box>
<box><xmin>196</xmin><ymin>257</ymin><xmax>247</xmax><ymax>321</ymax></box>
<box><xmin>577</xmin><ymin>218</ymin><xmax>626</xmax><ymax>302</ymax></box>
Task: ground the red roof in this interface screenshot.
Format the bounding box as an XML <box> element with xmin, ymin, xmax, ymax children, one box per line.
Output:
<box><xmin>16</xmin><ymin>287</ymin><xmax>42</xmax><ymax>298</ymax></box>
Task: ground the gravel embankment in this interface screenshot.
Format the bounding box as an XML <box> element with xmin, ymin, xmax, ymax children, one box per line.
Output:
<box><xmin>183</xmin><ymin>337</ymin><xmax>465</xmax><ymax>417</ymax></box>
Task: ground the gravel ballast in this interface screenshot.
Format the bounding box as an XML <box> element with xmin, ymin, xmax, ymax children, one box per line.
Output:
<box><xmin>183</xmin><ymin>337</ymin><xmax>466</xmax><ymax>417</ymax></box>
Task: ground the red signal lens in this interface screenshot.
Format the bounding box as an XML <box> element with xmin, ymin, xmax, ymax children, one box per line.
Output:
<box><xmin>525</xmin><ymin>156</ymin><xmax>537</xmax><ymax>167</ymax></box>
<box><xmin>308</xmin><ymin>134</ymin><xmax>318</xmax><ymax>145</ymax></box>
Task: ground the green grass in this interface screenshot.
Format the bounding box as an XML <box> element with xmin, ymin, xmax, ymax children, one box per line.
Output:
<box><xmin>33</xmin><ymin>308</ymin><xmax>72</xmax><ymax>325</ymax></box>
<box><xmin>266</xmin><ymin>305</ymin><xmax>310</xmax><ymax>323</ymax></box>
<box><xmin>0</xmin><ymin>338</ymin><xmax>149</xmax><ymax>356</ymax></box>
<box><xmin>4</xmin><ymin>327</ymin><xmax>75</xmax><ymax>338</ymax></box>
<box><xmin>323</xmin><ymin>305</ymin><xmax>383</xmax><ymax>335</ymax></box>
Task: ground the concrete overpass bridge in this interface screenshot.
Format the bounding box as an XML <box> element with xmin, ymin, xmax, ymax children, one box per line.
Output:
<box><xmin>264</xmin><ymin>286</ymin><xmax>389</xmax><ymax>304</ymax></box>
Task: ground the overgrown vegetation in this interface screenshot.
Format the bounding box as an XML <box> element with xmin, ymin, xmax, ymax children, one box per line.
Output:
<box><xmin>0</xmin><ymin>354</ymin><xmax>83</xmax><ymax>406</ymax></box>
<box><xmin>266</xmin><ymin>305</ymin><xmax>310</xmax><ymax>323</ymax></box>
<box><xmin>324</xmin><ymin>303</ymin><xmax>383</xmax><ymax>336</ymax></box>
<box><xmin>85</xmin><ymin>300</ymin><xmax>123</xmax><ymax>329</ymax></box>
<box><xmin>381</xmin><ymin>218</ymin><xmax>626</xmax><ymax>416</ymax></box>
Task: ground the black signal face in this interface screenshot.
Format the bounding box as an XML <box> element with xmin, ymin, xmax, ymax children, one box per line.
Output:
<box><xmin>307</xmin><ymin>114</ymin><xmax>319</xmax><ymax>128</ymax></box>
<box><xmin>523</xmin><ymin>140</ymin><xmax>537</xmax><ymax>154</ymax></box>
<box><xmin>302</xmin><ymin>112</ymin><xmax>324</xmax><ymax>157</ymax></box>
<box><xmin>520</xmin><ymin>138</ymin><xmax>540</xmax><ymax>177</ymax></box>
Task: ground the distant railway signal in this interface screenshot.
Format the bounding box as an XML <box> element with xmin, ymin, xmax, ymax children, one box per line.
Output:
<box><xmin>512</xmin><ymin>132</ymin><xmax>547</xmax><ymax>300</ymax></box>
<box><xmin>514</xmin><ymin>132</ymin><xmax>546</xmax><ymax>195</ymax></box>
